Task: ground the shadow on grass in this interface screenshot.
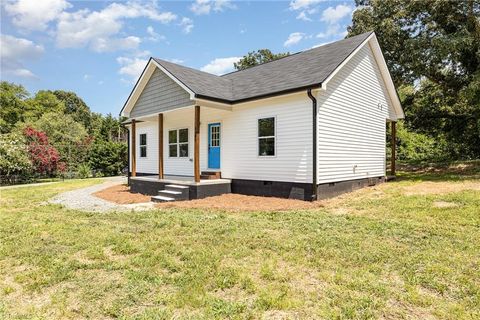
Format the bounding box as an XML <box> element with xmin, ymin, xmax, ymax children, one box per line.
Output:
<box><xmin>396</xmin><ymin>160</ymin><xmax>480</xmax><ymax>182</ymax></box>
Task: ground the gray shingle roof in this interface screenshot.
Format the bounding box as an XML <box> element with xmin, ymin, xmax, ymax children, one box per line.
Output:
<box><xmin>153</xmin><ymin>32</ymin><xmax>372</xmax><ymax>103</ymax></box>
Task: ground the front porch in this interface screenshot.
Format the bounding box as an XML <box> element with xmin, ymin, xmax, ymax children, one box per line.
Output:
<box><xmin>129</xmin><ymin>175</ymin><xmax>232</xmax><ymax>201</ymax></box>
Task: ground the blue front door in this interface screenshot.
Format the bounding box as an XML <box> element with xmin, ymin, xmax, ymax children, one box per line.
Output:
<box><xmin>208</xmin><ymin>123</ymin><xmax>221</xmax><ymax>169</ymax></box>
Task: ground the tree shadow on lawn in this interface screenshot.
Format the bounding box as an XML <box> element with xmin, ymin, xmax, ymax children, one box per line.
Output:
<box><xmin>396</xmin><ymin>160</ymin><xmax>480</xmax><ymax>182</ymax></box>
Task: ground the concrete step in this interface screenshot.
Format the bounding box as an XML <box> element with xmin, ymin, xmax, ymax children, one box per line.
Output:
<box><xmin>163</xmin><ymin>184</ymin><xmax>190</xmax><ymax>201</ymax></box>
<box><xmin>165</xmin><ymin>184</ymin><xmax>189</xmax><ymax>189</ymax></box>
<box><xmin>151</xmin><ymin>195</ymin><xmax>175</xmax><ymax>202</ymax></box>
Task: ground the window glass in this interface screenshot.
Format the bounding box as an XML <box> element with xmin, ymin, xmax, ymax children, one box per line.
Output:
<box><xmin>258</xmin><ymin>117</ymin><xmax>275</xmax><ymax>156</ymax></box>
<box><xmin>168</xmin><ymin>128</ymin><xmax>188</xmax><ymax>157</ymax></box>
<box><xmin>169</xmin><ymin>144</ymin><xmax>177</xmax><ymax>157</ymax></box>
<box><xmin>179</xmin><ymin>143</ymin><xmax>189</xmax><ymax>157</ymax></box>
<box><xmin>259</xmin><ymin>137</ymin><xmax>275</xmax><ymax>156</ymax></box>
<box><xmin>179</xmin><ymin>128</ymin><xmax>188</xmax><ymax>143</ymax></box>
<box><xmin>140</xmin><ymin>133</ymin><xmax>147</xmax><ymax>145</ymax></box>
<box><xmin>139</xmin><ymin>133</ymin><xmax>147</xmax><ymax>157</ymax></box>
<box><xmin>258</xmin><ymin>117</ymin><xmax>275</xmax><ymax>137</ymax></box>
<box><xmin>169</xmin><ymin>130</ymin><xmax>177</xmax><ymax>144</ymax></box>
<box><xmin>210</xmin><ymin>125</ymin><xmax>220</xmax><ymax>147</ymax></box>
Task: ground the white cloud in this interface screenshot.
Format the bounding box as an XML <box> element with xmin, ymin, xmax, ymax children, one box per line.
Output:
<box><xmin>320</xmin><ymin>4</ymin><xmax>353</xmax><ymax>24</ymax></box>
<box><xmin>0</xmin><ymin>34</ymin><xmax>44</xmax><ymax>78</ymax></box>
<box><xmin>117</xmin><ymin>51</ymin><xmax>150</xmax><ymax>82</ymax></box>
<box><xmin>3</xmin><ymin>0</ymin><xmax>71</xmax><ymax>31</ymax></box>
<box><xmin>284</xmin><ymin>32</ymin><xmax>305</xmax><ymax>47</ymax></box>
<box><xmin>190</xmin><ymin>0</ymin><xmax>236</xmax><ymax>15</ymax></box>
<box><xmin>179</xmin><ymin>17</ymin><xmax>194</xmax><ymax>34</ymax></box>
<box><xmin>55</xmin><ymin>2</ymin><xmax>176</xmax><ymax>51</ymax></box>
<box><xmin>146</xmin><ymin>26</ymin><xmax>166</xmax><ymax>42</ymax></box>
<box><xmin>200</xmin><ymin>56</ymin><xmax>241</xmax><ymax>75</ymax></box>
<box><xmin>289</xmin><ymin>1</ymin><xmax>321</xmax><ymax>22</ymax></box>
<box><xmin>289</xmin><ymin>0</ymin><xmax>322</xmax><ymax>11</ymax></box>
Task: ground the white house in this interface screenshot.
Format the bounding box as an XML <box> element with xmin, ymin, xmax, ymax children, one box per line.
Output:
<box><xmin>120</xmin><ymin>32</ymin><xmax>404</xmax><ymax>201</ymax></box>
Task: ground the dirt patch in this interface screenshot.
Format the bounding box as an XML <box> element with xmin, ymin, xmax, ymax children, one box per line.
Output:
<box><xmin>156</xmin><ymin>193</ymin><xmax>324</xmax><ymax>212</ymax></box>
<box><xmin>403</xmin><ymin>181</ymin><xmax>480</xmax><ymax>196</ymax></box>
<box><xmin>93</xmin><ymin>184</ymin><xmax>151</xmax><ymax>204</ymax></box>
<box><xmin>433</xmin><ymin>201</ymin><xmax>459</xmax><ymax>208</ymax></box>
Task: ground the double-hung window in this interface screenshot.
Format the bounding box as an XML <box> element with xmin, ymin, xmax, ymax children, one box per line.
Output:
<box><xmin>169</xmin><ymin>128</ymin><xmax>189</xmax><ymax>157</ymax></box>
<box><xmin>258</xmin><ymin>117</ymin><xmax>275</xmax><ymax>156</ymax></box>
<box><xmin>139</xmin><ymin>133</ymin><xmax>147</xmax><ymax>158</ymax></box>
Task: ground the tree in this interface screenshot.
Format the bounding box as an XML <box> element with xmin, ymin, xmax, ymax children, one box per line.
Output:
<box><xmin>32</xmin><ymin>112</ymin><xmax>89</xmax><ymax>168</ymax></box>
<box><xmin>88</xmin><ymin>140</ymin><xmax>127</xmax><ymax>176</ymax></box>
<box><xmin>234</xmin><ymin>49</ymin><xmax>290</xmax><ymax>71</ymax></box>
<box><xmin>348</xmin><ymin>0</ymin><xmax>480</xmax><ymax>159</ymax></box>
<box><xmin>52</xmin><ymin>90</ymin><xmax>93</xmax><ymax>131</ymax></box>
<box><xmin>0</xmin><ymin>82</ymin><xmax>30</xmax><ymax>134</ymax></box>
<box><xmin>23</xmin><ymin>126</ymin><xmax>62</xmax><ymax>176</ymax></box>
<box><xmin>25</xmin><ymin>90</ymin><xmax>65</xmax><ymax>121</ymax></box>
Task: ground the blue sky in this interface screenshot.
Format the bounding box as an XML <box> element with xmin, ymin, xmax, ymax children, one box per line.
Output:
<box><xmin>1</xmin><ymin>0</ymin><xmax>356</xmax><ymax>115</ymax></box>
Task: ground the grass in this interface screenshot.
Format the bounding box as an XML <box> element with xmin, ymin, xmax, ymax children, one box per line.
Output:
<box><xmin>0</xmin><ymin>170</ymin><xmax>479</xmax><ymax>319</ymax></box>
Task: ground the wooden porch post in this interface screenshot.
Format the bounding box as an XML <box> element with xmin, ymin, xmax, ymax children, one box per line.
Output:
<box><xmin>158</xmin><ymin>113</ymin><xmax>164</xmax><ymax>179</ymax></box>
<box><xmin>391</xmin><ymin>121</ymin><xmax>396</xmax><ymax>176</ymax></box>
<box><xmin>194</xmin><ymin>105</ymin><xmax>200</xmax><ymax>182</ymax></box>
<box><xmin>131</xmin><ymin>119</ymin><xmax>136</xmax><ymax>177</ymax></box>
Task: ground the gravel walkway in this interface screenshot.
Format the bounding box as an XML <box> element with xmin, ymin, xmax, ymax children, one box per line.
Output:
<box><xmin>49</xmin><ymin>177</ymin><xmax>156</xmax><ymax>212</ymax></box>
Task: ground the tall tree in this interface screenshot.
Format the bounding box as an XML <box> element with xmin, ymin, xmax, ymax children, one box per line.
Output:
<box><xmin>52</xmin><ymin>90</ymin><xmax>93</xmax><ymax>131</ymax></box>
<box><xmin>234</xmin><ymin>49</ymin><xmax>289</xmax><ymax>71</ymax></box>
<box><xmin>0</xmin><ymin>82</ymin><xmax>30</xmax><ymax>133</ymax></box>
<box><xmin>348</xmin><ymin>0</ymin><xmax>480</xmax><ymax>159</ymax></box>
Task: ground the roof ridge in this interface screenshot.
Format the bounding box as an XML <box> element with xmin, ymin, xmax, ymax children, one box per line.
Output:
<box><xmin>153</xmin><ymin>58</ymin><xmax>229</xmax><ymax>81</ymax></box>
<box><xmin>221</xmin><ymin>31</ymin><xmax>373</xmax><ymax>77</ymax></box>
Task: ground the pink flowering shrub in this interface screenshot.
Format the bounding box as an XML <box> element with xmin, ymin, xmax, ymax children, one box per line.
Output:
<box><xmin>23</xmin><ymin>126</ymin><xmax>60</xmax><ymax>175</ymax></box>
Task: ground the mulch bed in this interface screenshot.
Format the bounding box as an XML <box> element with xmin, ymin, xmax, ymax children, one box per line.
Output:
<box><xmin>94</xmin><ymin>185</ymin><xmax>324</xmax><ymax>211</ymax></box>
<box><xmin>157</xmin><ymin>193</ymin><xmax>324</xmax><ymax>211</ymax></box>
<box><xmin>93</xmin><ymin>184</ymin><xmax>151</xmax><ymax>204</ymax></box>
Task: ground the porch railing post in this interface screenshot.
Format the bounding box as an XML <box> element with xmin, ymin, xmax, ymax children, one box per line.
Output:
<box><xmin>158</xmin><ymin>113</ymin><xmax>164</xmax><ymax>179</ymax></box>
<box><xmin>194</xmin><ymin>105</ymin><xmax>200</xmax><ymax>182</ymax></box>
<box><xmin>131</xmin><ymin>119</ymin><xmax>136</xmax><ymax>177</ymax></box>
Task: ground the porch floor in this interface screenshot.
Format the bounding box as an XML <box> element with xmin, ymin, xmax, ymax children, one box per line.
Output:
<box><xmin>130</xmin><ymin>175</ymin><xmax>231</xmax><ymax>186</ymax></box>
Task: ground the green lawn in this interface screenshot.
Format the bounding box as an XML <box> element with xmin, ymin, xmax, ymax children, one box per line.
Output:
<box><xmin>0</xmin><ymin>170</ymin><xmax>479</xmax><ymax>319</ymax></box>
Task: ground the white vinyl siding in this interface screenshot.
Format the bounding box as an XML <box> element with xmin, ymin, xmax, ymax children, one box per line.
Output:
<box><xmin>316</xmin><ymin>43</ymin><xmax>393</xmax><ymax>184</ymax></box>
<box><xmin>221</xmin><ymin>94</ymin><xmax>312</xmax><ymax>183</ymax></box>
<box><xmin>129</xmin><ymin>122</ymin><xmax>157</xmax><ymax>174</ymax></box>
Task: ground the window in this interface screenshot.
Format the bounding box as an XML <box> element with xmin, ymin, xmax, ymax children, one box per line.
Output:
<box><xmin>258</xmin><ymin>117</ymin><xmax>275</xmax><ymax>156</ymax></box>
<box><xmin>169</xmin><ymin>128</ymin><xmax>189</xmax><ymax>157</ymax></box>
<box><xmin>139</xmin><ymin>133</ymin><xmax>147</xmax><ymax>157</ymax></box>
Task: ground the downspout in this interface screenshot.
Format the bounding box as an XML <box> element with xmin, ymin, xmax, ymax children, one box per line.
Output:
<box><xmin>307</xmin><ymin>89</ymin><xmax>318</xmax><ymax>201</ymax></box>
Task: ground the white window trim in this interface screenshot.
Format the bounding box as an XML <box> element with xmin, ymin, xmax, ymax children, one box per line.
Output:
<box><xmin>257</xmin><ymin>116</ymin><xmax>277</xmax><ymax>158</ymax></box>
<box><xmin>168</xmin><ymin>127</ymin><xmax>190</xmax><ymax>158</ymax></box>
<box><xmin>139</xmin><ymin>133</ymin><xmax>148</xmax><ymax>158</ymax></box>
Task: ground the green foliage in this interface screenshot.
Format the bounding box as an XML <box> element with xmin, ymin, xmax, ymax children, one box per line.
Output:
<box><xmin>0</xmin><ymin>82</ymin><xmax>29</xmax><ymax>133</ymax></box>
<box><xmin>0</xmin><ymin>81</ymin><xmax>127</xmax><ymax>182</ymax></box>
<box><xmin>348</xmin><ymin>0</ymin><xmax>480</xmax><ymax>160</ymax></box>
<box><xmin>76</xmin><ymin>163</ymin><xmax>92</xmax><ymax>179</ymax></box>
<box><xmin>52</xmin><ymin>90</ymin><xmax>93</xmax><ymax>131</ymax></box>
<box><xmin>25</xmin><ymin>90</ymin><xmax>65</xmax><ymax>121</ymax></box>
<box><xmin>234</xmin><ymin>49</ymin><xmax>289</xmax><ymax>71</ymax></box>
<box><xmin>394</xmin><ymin>121</ymin><xmax>447</xmax><ymax>162</ymax></box>
<box><xmin>88</xmin><ymin>140</ymin><xmax>127</xmax><ymax>176</ymax></box>
<box><xmin>0</xmin><ymin>132</ymin><xmax>32</xmax><ymax>178</ymax></box>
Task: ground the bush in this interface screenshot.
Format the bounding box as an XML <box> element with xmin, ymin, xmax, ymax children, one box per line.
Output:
<box><xmin>389</xmin><ymin>121</ymin><xmax>448</xmax><ymax>163</ymax></box>
<box><xmin>76</xmin><ymin>163</ymin><xmax>91</xmax><ymax>179</ymax></box>
<box><xmin>88</xmin><ymin>140</ymin><xmax>127</xmax><ymax>176</ymax></box>
<box><xmin>0</xmin><ymin>132</ymin><xmax>32</xmax><ymax>182</ymax></box>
